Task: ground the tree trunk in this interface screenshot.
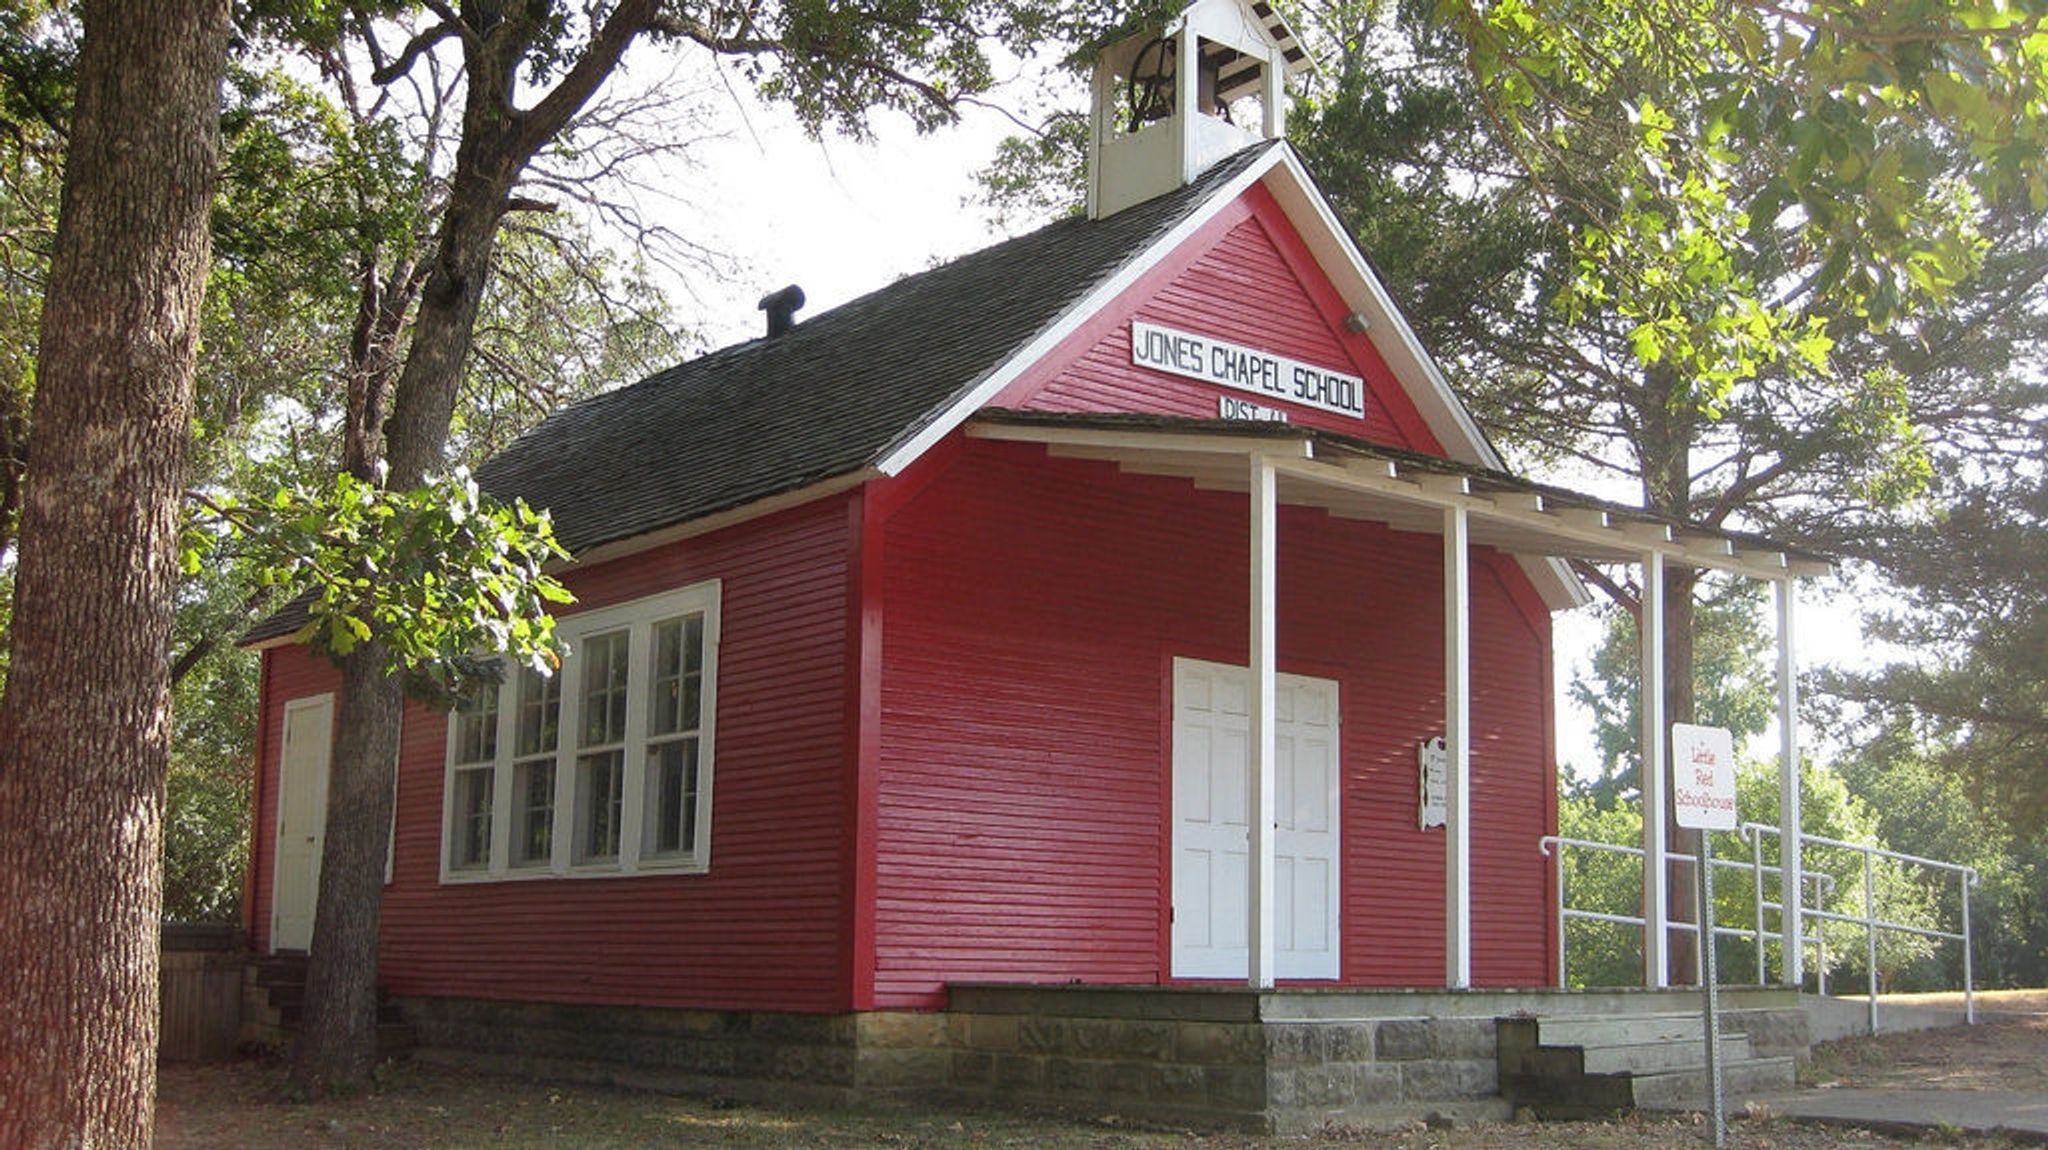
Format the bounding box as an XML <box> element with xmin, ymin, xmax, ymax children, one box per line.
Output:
<box><xmin>289</xmin><ymin>192</ymin><xmax>511</xmax><ymax>1096</ymax></box>
<box><xmin>1637</xmin><ymin>364</ymin><xmax>1703</xmax><ymax>984</ymax></box>
<box><xmin>1664</xmin><ymin>565</ymin><xmax>1701</xmax><ymax>984</ymax></box>
<box><xmin>288</xmin><ymin>1</ymin><xmax>660</xmax><ymax>1093</ymax></box>
<box><xmin>0</xmin><ymin>0</ymin><xmax>228</xmax><ymax>1144</ymax></box>
<box><xmin>286</xmin><ymin>643</ymin><xmax>407</xmax><ymax>1095</ymax></box>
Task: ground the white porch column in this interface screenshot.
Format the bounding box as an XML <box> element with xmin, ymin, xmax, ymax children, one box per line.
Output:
<box><xmin>1777</xmin><ymin>577</ymin><xmax>1804</xmax><ymax>987</ymax></box>
<box><xmin>1640</xmin><ymin>553</ymin><xmax>1669</xmax><ymax>988</ymax></box>
<box><xmin>1248</xmin><ymin>456</ymin><xmax>1278</xmax><ymax>989</ymax></box>
<box><xmin>1444</xmin><ymin>504</ymin><xmax>1472</xmax><ymax>989</ymax></box>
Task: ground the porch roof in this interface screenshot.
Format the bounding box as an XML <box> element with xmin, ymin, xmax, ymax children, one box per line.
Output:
<box><xmin>968</xmin><ymin>409</ymin><xmax>1834</xmax><ymax>591</ymax></box>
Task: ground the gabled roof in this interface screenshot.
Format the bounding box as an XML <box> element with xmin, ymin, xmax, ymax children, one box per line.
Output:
<box><xmin>243</xmin><ymin>140</ymin><xmax>1571</xmax><ymax>646</ymax></box>
<box><xmin>474</xmin><ymin>142</ymin><xmax>1284</xmax><ymax>560</ymax></box>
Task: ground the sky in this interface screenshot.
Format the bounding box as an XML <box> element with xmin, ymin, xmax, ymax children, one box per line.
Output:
<box><xmin>634</xmin><ymin>59</ymin><xmax>1872</xmax><ymax>787</ymax></box>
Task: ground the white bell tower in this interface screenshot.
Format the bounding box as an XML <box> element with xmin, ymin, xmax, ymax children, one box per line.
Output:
<box><xmin>1087</xmin><ymin>0</ymin><xmax>1310</xmax><ymax>219</ymax></box>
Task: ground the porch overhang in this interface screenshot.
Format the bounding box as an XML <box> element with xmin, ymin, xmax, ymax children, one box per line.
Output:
<box><xmin>968</xmin><ymin>410</ymin><xmax>1833</xmax><ymax>591</ymax></box>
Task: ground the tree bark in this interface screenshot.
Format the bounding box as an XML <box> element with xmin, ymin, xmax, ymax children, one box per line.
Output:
<box><xmin>1637</xmin><ymin>363</ymin><xmax>1703</xmax><ymax>984</ymax></box>
<box><xmin>289</xmin><ymin>0</ymin><xmax>658</xmax><ymax>1096</ymax></box>
<box><xmin>0</xmin><ymin>0</ymin><xmax>229</xmax><ymax>1144</ymax></box>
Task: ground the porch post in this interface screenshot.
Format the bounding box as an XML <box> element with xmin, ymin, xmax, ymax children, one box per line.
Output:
<box><xmin>1777</xmin><ymin>577</ymin><xmax>1804</xmax><ymax>987</ymax></box>
<box><xmin>1248</xmin><ymin>456</ymin><xmax>1278</xmax><ymax>989</ymax></box>
<box><xmin>1444</xmin><ymin>504</ymin><xmax>1472</xmax><ymax>989</ymax></box>
<box><xmin>1640</xmin><ymin>552</ymin><xmax>1669</xmax><ymax>988</ymax></box>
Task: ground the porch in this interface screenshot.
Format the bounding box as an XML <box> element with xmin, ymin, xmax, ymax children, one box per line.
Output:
<box><xmin>395</xmin><ymin>982</ymin><xmax>1827</xmax><ymax>1132</ymax></box>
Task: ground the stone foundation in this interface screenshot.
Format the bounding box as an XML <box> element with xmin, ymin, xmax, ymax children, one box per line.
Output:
<box><xmin>399</xmin><ymin>985</ymin><xmax>1809</xmax><ymax>1133</ymax></box>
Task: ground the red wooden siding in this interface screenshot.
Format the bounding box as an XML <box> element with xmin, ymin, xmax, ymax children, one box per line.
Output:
<box><xmin>870</xmin><ymin>439</ymin><xmax>1553</xmax><ymax>1007</ymax></box>
<box><xmin>997</xmin><ymin>185</ymin><xmax>1445</xmax><ymax>455</ymax></box>
<box><xmin>252</xmin><ymin>496</ymin><xmax>857</xmax><ymax>1012</ymax></box>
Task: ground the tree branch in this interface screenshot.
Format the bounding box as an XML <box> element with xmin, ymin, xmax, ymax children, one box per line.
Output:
<box><xmin>370</xmin><ymin>19</ymin><xmax>461</xmax><ymax>86</ymax></box>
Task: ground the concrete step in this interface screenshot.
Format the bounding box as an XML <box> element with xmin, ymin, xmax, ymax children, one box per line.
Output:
<box><xmin>1581</xmin><ymin>1032</ymin><xmax>1753</xmax><ymax>1075</ymax></box>
<box><xmin>1498</xmin><ymin>1012</ymin><xmax>1793</xmax><ymax>1119</ymax></box>
<box><xmin>1537</xmin><ymin>1013</ymin><xmax>1704</xmax><ymax>1048</ymax></box>
<box><xmin>1631</xmin><ymin>1055</ymin><xmax>1798</xmax><ymax>1109</ymax></box>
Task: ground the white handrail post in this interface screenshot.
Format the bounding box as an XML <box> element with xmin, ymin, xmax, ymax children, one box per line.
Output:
<box><xmin>1751</xmin><ymin>828</ymin><xmax>1766</xmax><ymax>982</ymax></box>
<box><xmin>1640</xmin><ymin>553</ymin><xmax>1669</xmax><ymax>988</ymax></box>
<box><xmin>1247</xmin><ymin>456</ymin><xmax>1277</xmax><ymax>990</ymax></box>
<box><xmin>1552</xmin><ymin>842</ymin><xmax>1568</xmax><ymax>988</ymax></box>
<box><xmin>1864</xmin><ymin>849</ymin><xmax>1879</xmax><ymax>1034</ymax></box>
<box><xmin>1962</xmin><ymin>874</ymin><xmax>1976</xmax><ymax>1025</ymax></box>
<box><xmin>1777</xmin><ymin>578</ymin><xmax>1804</xmax><ymax>988</ymax></box>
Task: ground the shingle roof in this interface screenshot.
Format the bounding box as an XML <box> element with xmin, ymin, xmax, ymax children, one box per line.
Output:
<box><xmin>241</xmin><ymin>142</ymin><xmax>1280</xmax><ymax>646</ymax></box>
<box><xmin>476</xmin><ymin>141</ymin><xmax>1278</xmax><ymax>557</ymax></box>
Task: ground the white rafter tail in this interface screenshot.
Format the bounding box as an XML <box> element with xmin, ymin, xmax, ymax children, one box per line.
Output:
<box><xmin>1412</xmin><ymin>472</ymin><xmax>1473</xmax><ymax>497</ymax></box>
<box><xmin>1551</xmin><ymin>507</ymin><xmax>1612</xmax><ymax>533</ymax></box>
<box><xmin>1678</xmin><ymin>532</ymin><xmax>1735</xmax><ymax>558</ymax></box>
<box><xmin>1622</xmin><ymin>521</ymin><xmax>1676</xmax><ymax>548</ymax></box>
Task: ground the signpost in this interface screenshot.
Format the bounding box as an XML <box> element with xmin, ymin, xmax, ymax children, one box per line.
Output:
<box><xmin>1672</xmin><ymin>722</ymin><xmax>1737</xmax><ymax>1147</ymax></box>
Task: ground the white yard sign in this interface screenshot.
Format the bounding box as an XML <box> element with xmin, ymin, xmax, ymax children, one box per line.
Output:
<box><xmin>1672</xmin><ymin>722</ymin><xmax>1738</xmax><ymax>831</ymax></box>
<box><xmin>1671</xmin><ymin>720</ymin><xmax>1737</xmax><ymax>1147</ymax></box>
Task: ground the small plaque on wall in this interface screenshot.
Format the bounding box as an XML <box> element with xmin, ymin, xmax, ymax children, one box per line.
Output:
<box><xmin>1419</xmin><ymin>736</ymin><xmax>1448</xmax><ymax>830</ymax></box>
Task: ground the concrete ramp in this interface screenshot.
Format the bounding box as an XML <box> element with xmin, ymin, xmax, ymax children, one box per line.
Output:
<box><xmin>1802</xmin><ymin>994</ymin><xmax>1973</xmax><ymax>1042</ymax></box>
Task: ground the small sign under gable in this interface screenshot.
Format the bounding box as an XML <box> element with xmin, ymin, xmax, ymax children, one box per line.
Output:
<box><xmin>1219</xmin><ymin>395</ymin><xmax>1289</xmax><ymax>422</ymax></box>
<box><xmin>1132</xmin><ymin>320</ymin><xmax>1366</xmax><ymax>419</ymax></box>
<box><xmin>1672</xmin><ymin>723</ymin><xmax>1738</xmax><ymax>831</ymax></box>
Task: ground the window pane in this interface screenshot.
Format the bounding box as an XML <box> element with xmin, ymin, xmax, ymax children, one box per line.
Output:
<box><xmin>643</xmin><ymin>737</ymin><xmax>698</xmax><ymax>859</ymax></box>
<box><xmin>454</xmin><ymin>676</ymin><xmax>499</xmax><ymax>765</ymax></box>
<box><xmin>517</xmin><ymin>666</ymin><xmax>561</xmax><ymax>757</ymax></box>
<box><xmin>580</xmin><ymin>630</ymin><xmax>628</xmax><ymax>747</ymax></box>
<box><xmin>450</xmin><ymin>767</ymin><xmax>494</xmax><ymax>871</ymax></box>
<box><xmin>648</xmin><ymin>614</ymin><xmax>704</xmax><ymax>737</ymax></box>
<box><xmin>512</xmin><ymin>760</ymin><xmax>554</xmax><ymax>866</ymax></box>
<box><xmin>575</xmin><ymin>749</ymin><xmax>623</xmax><ymax>863</ymax></box>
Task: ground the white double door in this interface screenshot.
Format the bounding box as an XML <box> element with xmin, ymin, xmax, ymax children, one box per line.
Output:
<box><xmin>1171</xmin><ymin>657</ymin><xmax>1340</xmax><ymax>980</ymax></box>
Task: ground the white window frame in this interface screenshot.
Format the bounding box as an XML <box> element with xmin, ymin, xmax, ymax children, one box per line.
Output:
<box><xmin>439</xmin><ymin>580</ymin><xmax>721</xmax><ymax>884</ymax></box>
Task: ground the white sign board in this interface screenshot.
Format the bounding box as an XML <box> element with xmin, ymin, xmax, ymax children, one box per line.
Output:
<box><xmin>1418</xmin><ymin>737</ymin><xmax>1447</xmax><ymax>830</ymax></box>
<box><xmin>1671</xmin><ymin>723</ymin><xmax>1738</xmax><ymax>831</ymax></box>
<box><xmin>1218</xmin><ymin>395</ymin><xmax>1290</xmax><ymax>423</ymax></box>
<box><xmin>1132</xmin><ymin>320</ymin><xmax>1367</xmax><ymax>419</ymax></box>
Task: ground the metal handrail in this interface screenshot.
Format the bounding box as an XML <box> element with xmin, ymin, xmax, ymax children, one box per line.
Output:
<box><xmin>1541</xmin><ymin>827</ymin><xmax>1978</xmax><ymax>1029</ymax></box>
<box><xmin>1539</xmin><ymin>835</ymin><xmax>1834</xmax><ymax>991</ymax></box>
<box><xmin>1740</xmin><ymin>822</ymin><xmax>1979</xmax><ymax>1028</ymax></box>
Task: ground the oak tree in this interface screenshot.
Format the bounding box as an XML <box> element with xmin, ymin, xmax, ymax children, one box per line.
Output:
<box><xmin>0</xmin><ymin>0</ymin><xmax>232</xmax><ymax>1144</ymax></box>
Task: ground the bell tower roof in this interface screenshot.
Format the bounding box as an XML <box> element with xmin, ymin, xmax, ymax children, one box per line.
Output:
<box><xmin>1086</xmin><ymin>0</ymin><xmax>1313</xmax><ymax>219</ymax></box>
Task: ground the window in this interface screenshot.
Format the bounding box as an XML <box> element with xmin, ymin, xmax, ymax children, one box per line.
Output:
<box><xmin>447</xmin><ymin>683</ymin><xmax>498</xmax><ymax>872</ymax></box>
<box><xmin>439</xmin><ymin>581</ymin><xmax>720</xmax><ymax>883</ymax></box>
<box><xmin>510</xmin><ymin>666</ymin><xmax>560</xmax><ymax>868</ymax></box>
<box><xmin>574</xmin><ymin>630</ymin><xmax>628</xmax><ymax>865</ymax></box>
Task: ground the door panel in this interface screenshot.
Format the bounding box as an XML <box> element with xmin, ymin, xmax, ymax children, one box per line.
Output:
<box><xmin>271</xmin><ymin>694</ymin><xmax>333</xmax><ymax>952</ymax></box>
<box><xmin>1172</xmin><ymin>659</ymin><xmax>1340</xmax><ymax>980</ymax></box>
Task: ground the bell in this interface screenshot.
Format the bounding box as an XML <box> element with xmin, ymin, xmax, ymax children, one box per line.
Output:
<box><xmin>1127</xmin><ymin>35</ymin><xmax>1176</xmax><ymax>124</ymax></box>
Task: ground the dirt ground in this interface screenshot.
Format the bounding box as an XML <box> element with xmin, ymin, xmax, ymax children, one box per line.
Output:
<box><xmin>1803</xmin><ymin>989</ymin><xmax>2048</xmax><ymax>1093</ymax></box>
<box><xmin>154</xmin><ymin>993</ymin><xmax>2048</xmax><ymax>1149</ymax></box>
